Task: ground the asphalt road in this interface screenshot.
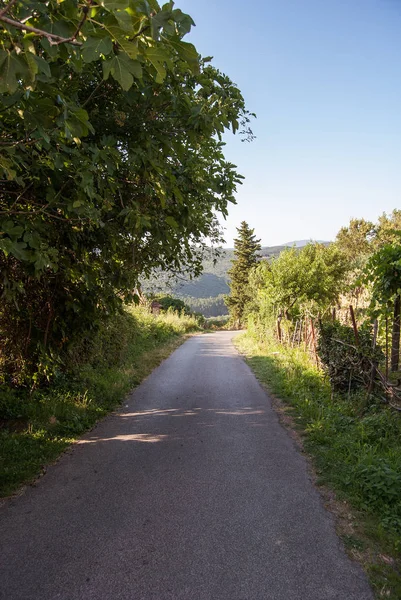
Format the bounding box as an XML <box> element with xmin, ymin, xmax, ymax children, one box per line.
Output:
<box><xmin>0</xmin><ymin>331</ymin><xmax>373</xmax><ymax>600</ymax></box>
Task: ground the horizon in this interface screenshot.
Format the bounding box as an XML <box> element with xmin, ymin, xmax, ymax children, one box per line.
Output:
<box><xmin>220</xmin><ymin>238</ymin><xmax>332</xmax><ymax>250</ymax></box>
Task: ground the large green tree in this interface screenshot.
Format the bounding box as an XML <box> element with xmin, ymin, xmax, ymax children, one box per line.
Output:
<box><xmin>225</xmin><ymin>221</ymin><xmax>261</xmax><ymax>327</ymax></box>
<box><xmin>376</xmin><ymin>210</ymin><xmax>401</xmax><ymax>246</ymax></box>
<box><xmin>249</xmin><ymin>243</ymin><xmax>349</xmax><ymax>320</ymax></box>
<box><xmin>0</xmin><ymin>0</ymin><xmax>253</xmax><ymax>383</ymax></box>
<box><xmin>365</xmin><ymin>243</ymin><xmax>401</xmax><ymax>372</ymax></box>
<box><xmin>335</xmin><ymin>218</ymin><xmax>375</xmax><ymax>262</ymax></box>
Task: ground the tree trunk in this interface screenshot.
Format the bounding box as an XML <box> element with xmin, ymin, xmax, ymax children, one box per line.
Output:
<box><xmin>391</xmin><ymin>294</ymin><xmax>401</xmax><ymax>372</ymax></box>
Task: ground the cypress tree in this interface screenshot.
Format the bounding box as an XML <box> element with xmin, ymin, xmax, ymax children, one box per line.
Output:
<box><xmin>226</xmin><ymin>221</ymin><xmax>261</xmax><ymax>327</ymax></box>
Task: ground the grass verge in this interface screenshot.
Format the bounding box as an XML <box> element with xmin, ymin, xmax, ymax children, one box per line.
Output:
<box><xmin>0</xmin><ymin>306</ymin><xmax>199</xmax><ymax>498</ymax></box>
<box><xmin>236</xmin><ymin>333</ymin><xmax>401</xmax><ymax>600</ymax></box>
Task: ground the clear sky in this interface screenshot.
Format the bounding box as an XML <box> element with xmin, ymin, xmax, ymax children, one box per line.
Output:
<box><xmin>178</xmin><ymin>0</ymin><xmax>401</xmax><ymax>247</ymax></box>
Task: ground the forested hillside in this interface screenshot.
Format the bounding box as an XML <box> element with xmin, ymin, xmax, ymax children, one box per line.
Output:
<box><xmin>143</xmin><ymin>240</ymin><xmax>328</xmax><ymax>316</ymax></box>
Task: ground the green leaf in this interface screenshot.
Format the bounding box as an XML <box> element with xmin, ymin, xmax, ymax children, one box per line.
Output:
<box><xmin>0</xmin><ymin>51</ymin><xmax>27</xmax><ymax>94</ymax></box>
<box><xmin>82</xmin><ymin>37</ymin><xmax>113</xmax><ymax>63</ymax></box>
<box><xmin>24</xmin><ymin>51</ymin><xmax>39</xmax><ymax>81</ymax></box>
<box><xmin>0</xmin><ymin>153</ymin><xmax>16</xmax><ymax>180</ymax></box>
<box><xmin>114</xmin><ymin>9</ymin><xmax>135</xmax><ymax>31</ymax></box>
<box><xmin>24</xmin><ymin>98</ymin><xmax>59</xmax><ymax>129</ymax></box>
<box><xmin>151</xmin><ymin>9</ymin><xmax>172</xmax><ymax>39</ymax></box>
<box><xmin>65</xmin><ymin>107</ymin><xmax>95</xmax><ymax>138</ymax></box>
<box><xmin>103</xmin><ymin>54</ymin><xmax>142</xmax><ymax>90</ymax></box>
<box><xmin>136</xmin><ymin>1</ymin><xmax>151</xmax><ymax>16</ymax></box>
<box><xmin>118</xmin><ymin>40</ymin><xmax>139</xmax><ymax>60</ymax></box>
<box><xmin>0</xmin><ymin>50</ymin><xmax>7</xmax><ymax>69</ymax></box>
<box><xmin>22</xmin><ymin>38</ymin><xmax>39</xmax><ymax>82</ymax></box>
<box><xmin>169</xmin><ymin>39</ymin><xmax>199</xmax><ymax>73</ymax></box>
<box><xmin>165</xmin><ymin>216</ymin><xmax>178</xmax><ymax>229</ymax></box>
<box><xmin>172</xmin><ymin>9</ymin><xmax>195</xmax><ymax>35</ymax></box>
<box><xmin>144</xmin><ymin>46</ymin><xmax>167</xmax><ymax>83</ymax></box>
<box><xmin>32</xmin><ymin>55</ymin><xmax>51</xmax><ymax>78</ymax></box>
<box><xmin>2</xmin><ymin>220</ymin><xmax>24</xmax><ymax>237</ymax></box>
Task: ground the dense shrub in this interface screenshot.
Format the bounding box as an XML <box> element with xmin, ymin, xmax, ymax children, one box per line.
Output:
<box><xmin>317</xmin><ymin>321</ymin><xmax>384</xmax><ymax>393</ymax></box>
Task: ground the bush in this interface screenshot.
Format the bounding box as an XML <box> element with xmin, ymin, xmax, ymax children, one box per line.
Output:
<box><xmin>317</xmin><ymin>320</ymin><xmax>384</xmax><ymax>393</ymax></box>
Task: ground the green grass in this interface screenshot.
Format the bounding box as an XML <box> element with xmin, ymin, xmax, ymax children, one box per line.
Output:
<box><xmin>236</xmin><ymin>333</ymin><xmax>401</xmax><ymax>599</ymax></box>
<box><xmin>0</xmin><ymin>306</ymin><xmax>199</xmax><ymax>497</ymax></box>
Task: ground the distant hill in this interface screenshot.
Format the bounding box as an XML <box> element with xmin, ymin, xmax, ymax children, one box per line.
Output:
<box><xmin>142</xmin><ymin>240</ymin><xmax>330</xmax><ymax>315</ymax></box>
<box><xmin>282</xmin><ymin>239</ymin><xmax>328</xmax><ymax>248</ymax></box>
<box><xmin>174</xmin><ymin>273</ymin><xmax>229</xmax><ymax>298</ymax></box>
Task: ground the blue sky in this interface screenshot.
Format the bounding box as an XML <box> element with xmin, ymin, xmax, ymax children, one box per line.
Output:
<box><xmin>178</xmin><ymin>0</ymin><xmax>401</xmax><ymax>247</ymax></box>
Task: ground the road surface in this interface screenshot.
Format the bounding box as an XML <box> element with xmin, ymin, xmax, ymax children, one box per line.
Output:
<box><xmin>0</xmin><ymin>331</ymin><xmax>373</xmax><ymax>600</ymax></box>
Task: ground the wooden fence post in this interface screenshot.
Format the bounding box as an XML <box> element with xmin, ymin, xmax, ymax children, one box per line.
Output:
<box><xmin>367</xmin><ymin>319</ymin><xmax>378</xmax><ymax>395</ymax></box>
<box><xmin>310</xmin><ymin>318</ymin><xmax>318</xmax><ymax>367</ymax></box>
<box><xmin>349</xmin><ymin>305</ymin><xmax>359</xmax><ymax>347</ymax></box>
<box><xmin>386</xmin><ymin>314</ymin><xmax>389</xmax><ymax>380</ymax></box>
<box><xmin>292</xmin><ymin>321</ymin><xmax>299</xmax><ymax>347</ymax></box>
<box><xmin>277</xmin><ymin>315</ymin><xmax>282</xmax><ymax>343</ymax></box>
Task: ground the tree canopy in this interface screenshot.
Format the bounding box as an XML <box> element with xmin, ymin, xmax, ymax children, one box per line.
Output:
<box><xmin>0</xmin><ymin>0</ymin><xmax>253</xmax><ymax>383</ymax></box>
<box><xmin>364</xmin><ymin>242</ymin><xmax>401</xmax><ymax>371</ymax></box>
<box><xmin>335</xmin><ymin>218</ymin><xmax>375</xmax><ymax>262</ymax></box>
<box><xmin>249</xmin><ymin>243</ymin><xmax>349</xmax><ymax>320</ymax></box>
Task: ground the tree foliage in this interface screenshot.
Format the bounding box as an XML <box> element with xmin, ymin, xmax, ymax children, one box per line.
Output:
<box><xmin>335</xmin><ymin>218</ymin><xmax>375</xmax><ymax>262</ymax></box>
<box><xmin>364</xmin><ymin>242</ymin><xmax>401</xmax><ymax>371</ymax></box>
<box><xmin>365</xmin><ymin>244</ymin><xmax>401</xmax><ymax>310</ymax></box>
<box><xmin>225</xmin><ymin>221</ymin><xmax>261</xmax><ymax>326</ymax></box>
<box><xmin>0</xmin><ymin>0</ymin><xmax>253</xmax><ymax>384</ymax></box>
<box><xmin>249</xmin><ymin>243</ymin><xmax>349</xmax><ymax>320</ymax></box>
<box><xmin>333</xmin><ymin>212</ymin><xmax>401</xmax><ymax>316</ymax></box>
<box><xmin>376</xmin><ymin>210</ymin><xmax>401</xmax><ymax>246</ymax></box>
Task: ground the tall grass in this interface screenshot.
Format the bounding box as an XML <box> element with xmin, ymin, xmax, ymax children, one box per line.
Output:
<box><xmin>0</xmin><ymin>306</ymin><xmax>199</xmax><ymax>497</ymax></box>
<box><xmin>236</xmin><ymin>333</ymin><xmax>401</xmax><ymax>599</ymax></box>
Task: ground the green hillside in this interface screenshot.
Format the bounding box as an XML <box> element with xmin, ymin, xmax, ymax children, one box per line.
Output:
<box><xmin>175</xmin><ymin>273</ymin><xmax>229</xmax><ymax>298</ymax></box>
<box><xmin>142</xmin><ymin>241</ymin><xmax>329</xmax><ymax>316</ymax></box>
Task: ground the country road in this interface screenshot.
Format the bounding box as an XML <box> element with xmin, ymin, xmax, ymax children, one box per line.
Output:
<box><xmin>0</xmin><ymin>331</ymin><xmax>373</xmax><ymax>600</ymax></box>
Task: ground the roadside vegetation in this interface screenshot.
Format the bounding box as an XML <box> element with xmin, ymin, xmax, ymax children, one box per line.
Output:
<box><xmin>236</xmin><ymin>334</ymin><xmax>401</xmax><ymax>599</ymax></box>
<box><xmin>0</xmin><ymin>305</ymin><xmax>200</xmax><ymax>498</ymax></box>
<box><xmin>227</xmin><ymin>211</ymin><xmax>401</xmax><ymax>598</ymax></box>
<box><xmin>0</xmin><ymin>3</ymin><xmax>251</xmax><ymax>494</ymax></box>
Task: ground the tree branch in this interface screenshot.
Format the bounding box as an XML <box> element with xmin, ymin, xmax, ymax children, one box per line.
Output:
<box><xmin>129</xmin><ymin>24</ymin><xmax>150</xmax><ymax>41</ymax></box>
<box><xmin>0</xmin><ymin>15</ymin><xmax>82</xmax><ymax>45</ymax></box>
<box><xmin>0</xmin><ymin>209</ymin><xmax>82</xmax><ymax>222</ymax></box>
<box><xmin>54</xmin><ymin>6</ymin><xmax>88</xmax><ymax>46</ymax></box>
